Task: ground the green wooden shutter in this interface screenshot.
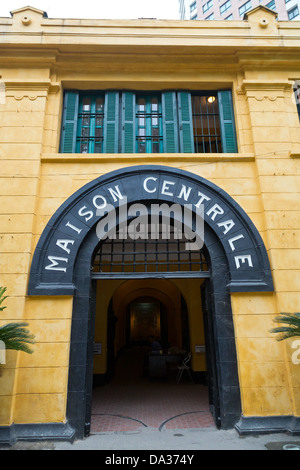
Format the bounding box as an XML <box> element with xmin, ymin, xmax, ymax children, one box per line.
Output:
<box><xmin>103</xmin><ymin>92</ymin><xmax>119</xmax><ymax>153</ymax></box>
<box><xmin>60</xmin><ymin>92</ymin><xmax>79</xmax><ymax>153</ymax></box>
<box><xmin>162</xmin><ymin>92</ymin><xmax>179</xmax><ymax>153</ymax></box>
<box><xmin>178</xmin><ymin>92</ymin><xmax>194</xmax><ymax>153</ymax></box>
<box><xmin>121</xmin><ymin>92</ymin><xmax>136</xmax><ymax>153</ymax></box>
<box><xmin>218</xmin><ymin>90</ymin><xmax>238</xmax><ymax>153</ymax></box>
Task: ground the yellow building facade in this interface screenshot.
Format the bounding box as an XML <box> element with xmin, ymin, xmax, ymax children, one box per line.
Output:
<box><xmin>0</xmin><ymin>5</ymin><xmax>299</xmax><ymax>443</ymax></box>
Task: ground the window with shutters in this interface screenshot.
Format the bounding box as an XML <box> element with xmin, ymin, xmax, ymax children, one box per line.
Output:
<box><xmin>60</xmin><ymin>90</ymin><xmax>237</xmax><ymax>154</ymax></box>
<box><xmin>76</xmin><ymin>94</ymin><xmax>105</xmax><ymax>153</ymax></box>
<box><xmin>136</xmin><ymin>94</ymin><xmax>163</xmax><ymax>153</ymax></box>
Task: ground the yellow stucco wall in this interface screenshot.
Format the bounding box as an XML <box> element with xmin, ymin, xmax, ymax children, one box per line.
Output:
<box><xmin>0</xmin><ymin>6</ymin><xmax>299</xmax><ymax>426</ymax></box>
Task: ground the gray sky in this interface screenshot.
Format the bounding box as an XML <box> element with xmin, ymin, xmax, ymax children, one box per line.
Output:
<box><xmin>0</xmin><ymin>1</ymin><xmax>180</xmax><ymax>19</ymax></box>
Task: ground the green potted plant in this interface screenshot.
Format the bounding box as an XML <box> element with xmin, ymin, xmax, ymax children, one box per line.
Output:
<box><xmin>270</xmin><ymin>312</ymin><xmax>300</xmax><ymax>341</ymax></box>
<box><xmin>0</xmin><ymin>287</ymin><xmax>35</xmax><ymax>362</ymax></box>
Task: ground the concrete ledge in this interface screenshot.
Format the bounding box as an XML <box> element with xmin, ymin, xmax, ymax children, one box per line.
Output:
<box><xmin>235</xmin><ymin>416</ymin><xmax>300</xmax><ymax>436</ymax></box>
<box><xmin>0</xmin><ymin>422</ymin><xmax>75</xmax><ymax>446</ymax></box>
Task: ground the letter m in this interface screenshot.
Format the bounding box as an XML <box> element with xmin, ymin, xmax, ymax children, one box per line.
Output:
<box><xmin>45</xmin><ymin>256</ymin><xmax>68</xmax><ymax>272</ymax></box>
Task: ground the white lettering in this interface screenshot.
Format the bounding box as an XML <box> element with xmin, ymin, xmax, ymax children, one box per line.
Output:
<box><xmin>206</xmin><ymin>203</ymin><xmax>224</xmax><ymax>221</ymax></box>
<box><xmin>194</xmin><ymin>191</ymin><xmax>211</xmax><ymax>208</ymax></box>
<box><xmin>105</xmin><ymin>455</ymin><xmax>139</xmax><ymax>467</ymax></box>
<box><xmin>108</xmin><ymin>185</ymin><xmax>124</xmax><ymax>202</ymax></box>
<box><xmin>93</xmin><ymin>195</ymin><xmax>107</xmax><ymax>210</ymax></box>
<box><xmin>161</xmin><ymin>180</ymin><xmax>175</xmax><ymax>196</ymax></box>
<box><xmin>45</xmin><ymin>256</ymin><xmax>68</xmax><ymax>272</ymax></box>
<box><xmin>217</xmin><ymin>219</ymin><xmax>235</xmax><ymax>235</ymax></box>
<box><xmin>78</xmin><ymin>206</ymin><xmax>93</xmax><ymax>222</ymax></box>
<box><xmin>177</xmin><ymin>184</ymin><xmax>192</xmax><ymax>201</ymax></box>
<box><xmin>65</xmin><ymin>221</ymin><xmax>82</xmax><ymax>234</ymax></box>
<box><xmin>235</xmin><ymin>255</ymin><xmax>253</xmax><ymax>269</ymax></box>
<box><xmin>228</xmin><ymin>234</ymin><xmax>244</xmax><ymax>251</ymax></box>
<box><xmin>56</xmin><ymin>239</ymin><xmax>75</xmax><ymax>255</ymax></box>
<box><xmin>143</xmin><ymin>177</ymin><xmax>157</xmax><ymax>193</ymax></box>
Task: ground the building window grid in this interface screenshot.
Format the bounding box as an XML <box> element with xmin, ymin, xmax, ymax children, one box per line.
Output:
<box><xmin>206</xmin><ymin>12</ymin><xmax>215</xmax><ymax>18</ymax></box>
<box><xmin>136</xmin><ymin>94</ymin><xmax>163</xmax><ymax>154</ymax></box>
<box><xmin>93</xmin><ymin>224</ymin><xmax>208</xmax><ymax>274</ymax></box>
<box><xmin>190</xmin><ymin>1</ymin><xmax>197</xmax><ymax>12</ymax></box>
<box><xmin>220</xmin><ymin>0</ymin><xmax>232</xmax><ymax>14</ymax></box>
<box><xmin>76</xmin><ymin>95</ymin><xmax>105</xmax><ymax>153</ymax></box>
<box><xmin>266</xmin><ymin>0</ymin><xmax>276</xmax><ymax>10</ymax></box>
<box><xmin>239</xmin><ymin>0</ymin><xmax>252</xmax><ymax>15</ymax></box>
<box><xmin>62</xmin><ymin>89</ymin><xmax>237</xmax><ymax>155</ymax></box>
<box><xmin>191</xmin><ymin>94</ymin><xmax>222</xmax><ymax>153</ymax></box>
<box><xmin>203</xmin><ymin>0</ymin><xmax>213</xmax><ymax>13</ymax></box>
<box><xmin>288</xmin><ymin>5</ymin><xmax>299</xmax><ymax>18</ymax></box>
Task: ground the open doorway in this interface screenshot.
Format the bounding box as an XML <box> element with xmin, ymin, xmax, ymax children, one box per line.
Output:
<box><xmin>90</xmin><ymin>278</ymin><xmax>216</xmax><ymax>432</ymax></box>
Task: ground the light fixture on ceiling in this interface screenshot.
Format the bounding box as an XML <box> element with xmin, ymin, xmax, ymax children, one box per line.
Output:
<box><xmin>207</xmin><ymin>95</ymin><xmax>216</xmax><ymax>104</ymax></box>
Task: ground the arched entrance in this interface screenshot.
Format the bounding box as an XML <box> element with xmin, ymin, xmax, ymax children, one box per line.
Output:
<box><xmin>27</xmin><ymin>165</ymin><xmax>273</xmax><ymax>439</ymax></box>
<box><xmin>91</xmin><ymin>278</ymin><xmax>213</xmax><ymax>433</ymax></box>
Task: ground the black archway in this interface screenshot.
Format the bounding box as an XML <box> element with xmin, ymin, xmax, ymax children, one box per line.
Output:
<box><xmin>27</xmin><ymin>166</ymin><xmax>274</xmax><ymax>439</ymax></box>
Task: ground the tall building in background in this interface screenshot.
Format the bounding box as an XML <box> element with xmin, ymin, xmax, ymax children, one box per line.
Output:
<box><xmin>179</xmin><ymin>0</ymin><xmax>300</xmax><ymax>20</ymax></box>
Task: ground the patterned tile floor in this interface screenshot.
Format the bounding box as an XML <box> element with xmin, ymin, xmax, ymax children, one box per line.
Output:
<box><xmin>91</xmin><ymin>348</ymin><xmax>216</xmax><ymax>433</ymax></box>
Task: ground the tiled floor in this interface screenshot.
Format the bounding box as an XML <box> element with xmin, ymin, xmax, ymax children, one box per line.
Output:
<box><xmin>91</xmin><ymin>348</ymin><xmax>216</xmax><ymax>433</ymax></box>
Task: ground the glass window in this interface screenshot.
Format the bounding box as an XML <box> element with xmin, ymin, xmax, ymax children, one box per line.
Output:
<box><xmin>136</xmin><ymin>94</ymin><xmax>163</xmax><ymax>153</ymax></box>
<box><xmin>61</xmin><ymin>90</ymin><xmax>237</xmax><ymax>154</ymax></box>
<box><xmin>288</xmin><ymin>5</ymin><xmax>299</xmax><ymax>19</ymax></box>
<box><xmin>239</xmin><ymin>0</ymin><xmax>252</xmax><ymax>15</ymax></box>
<box><xmin>220</xmin><ymin>0</ymin><xmax>231</xmax><ymax>14</ymax></box>
<box><xmin>203</xmin><ymin>0</ymin><xmax>213</xmax><ymax>13</ymax></box>
<box><xmin>266</xmin><ymin>0</ymin><xmax>276</xmax><ymax>10</ymax></box>
<box><xmin>206</xmin><ymin>12</ymin><xmax>215</xmax><ymax>19</ymax></box>
<box><xmin>77</xmin><ymin>94</ymin><xmax>105</xmax><ymax>153</ymax></box>
<box><xmin>190</xmin><ymin>1</ymin><xmax>197</xmax><ymax>12</ymax></box>
<box><xmin>191</xmin><ymin>93</ymin><xmax>222</xmax><ymax>153</ymax></box>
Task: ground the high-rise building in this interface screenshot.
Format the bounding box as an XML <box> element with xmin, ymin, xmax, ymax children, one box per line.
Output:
<box><xmin>179</xmin><ymin>0</ymin><xmax>300</xmax><ymax>20</ymax></box>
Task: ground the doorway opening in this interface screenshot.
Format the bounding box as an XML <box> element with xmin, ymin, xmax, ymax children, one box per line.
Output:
<box><xmin>90</xmin><ymin>273</ymin><xmax>217</xmax><ymax>433</ymax></box>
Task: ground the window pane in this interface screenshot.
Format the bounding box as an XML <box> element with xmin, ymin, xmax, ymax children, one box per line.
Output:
<box><xmin>136</xmin><ymin>94</ymin><xmax>163</xmax><ymax>153</ymax></box>
<box><xmin>191</xmin><ymin>93</ymin><xmax>222</xmax><ymax>153</ymax></box>
<box><xmin>77</xmin><ymin>94</ymin><xmax>105</xmax><ymax>154</ymax></box>
<box><xmin>82</xmin><ymin>97</ymin><xmax>91</xmax><ymax>112</ymax></box>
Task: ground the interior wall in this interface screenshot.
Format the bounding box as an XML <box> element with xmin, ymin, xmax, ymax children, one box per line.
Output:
<box><xmin>93</xmin><ymin>277</ymin><xmax>207</xmax><ymax>377</ymax></box>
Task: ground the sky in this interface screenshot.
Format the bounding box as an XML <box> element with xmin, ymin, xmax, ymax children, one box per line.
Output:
<box><xmin>0</xmin><ymin>0</ymin><xmax>180</xmax><ymax>20</ymax></box>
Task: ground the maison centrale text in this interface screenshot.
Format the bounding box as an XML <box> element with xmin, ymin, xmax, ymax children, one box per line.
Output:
<box><xmin>44</xmin><ymin>175</ymin><xmax>254</xmax><ymax>273</ymax></box>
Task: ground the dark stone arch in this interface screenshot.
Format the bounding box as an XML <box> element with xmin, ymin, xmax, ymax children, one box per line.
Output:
<box><xmin>26</xmin><ymin>165</ymin><xmax>274</xmax><ymax>439</ymax></box>
<box><xmin>66</xmin><ymin>219</ymin><xmax>241</xmax><ymax>438</ymax></box>
<box><xmin>28</xmin><ymin>165</ymin><xmax>273</xmax><ymax>296</ymax></box>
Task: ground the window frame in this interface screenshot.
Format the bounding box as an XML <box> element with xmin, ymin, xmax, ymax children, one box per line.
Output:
<box><xmin>60</xmin><ymin>89</ymin><xmax>238</xmax><ymax>155</ymax></box>
<box><xmin>135</xmin><ymin>93</ymin><xmax>164</xmax><ymax>154</ymax></box>
<box><xmin>203</xmin><ymin>0</ymin><xmax>213</xmax><ymax>13</ymax></box>
<box><xmin>76</xmin><ymin>93</ymin><xmax>105</xmax><ymax>154</ymax></box>
<box><xmin>239</xmin><ymin>0</ymin><xmax>252</xmax><ymax>16</ymax></box>
<box><xmin>288</xmin><ymin>5</ymin><xmax>299</xmax><ymax>19</ymax></box>
<box><xmin>220</xmin><ymin>0</ymin><xmax>232</xmax><ymax>15</ymax></box>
